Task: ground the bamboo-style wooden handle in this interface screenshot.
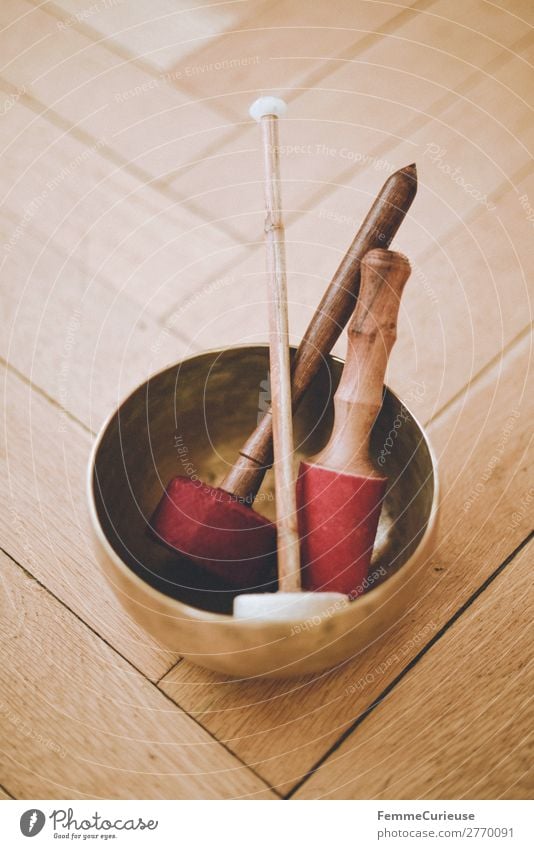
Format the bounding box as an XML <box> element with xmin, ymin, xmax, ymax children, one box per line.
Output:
<box><xmin>258</xmin><ymin>106</ymin><xmax>301</xmax><ymax>593</ymax></box>
<box><xmin>221</xmin><ymin>164</ymin><xmax>417</xmax><ymax>502</ymax></box>
<box><xmin>314</xmin><ymin>248</ymin><xmax>411</xmax><ymax>477</ymax></box>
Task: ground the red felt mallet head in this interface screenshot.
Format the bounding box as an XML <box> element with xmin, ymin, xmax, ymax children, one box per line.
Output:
<box><xmin>149</xmin><ymin>478</ymin><xmax>276</xmax><ymax>587</ymax></box>
<box><xmin>296</xmin><ymin>248</ymin><xmax>412</xmax><ymax>598</ymax></box>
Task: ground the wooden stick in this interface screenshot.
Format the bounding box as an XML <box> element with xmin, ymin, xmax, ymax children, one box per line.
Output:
<box><xmin>221</xmin><ymin>162</ymin><xmax>418</xmax><ymax>502</ymax></box>
<box><xmin>253</xmin><ymin>97</ymin><xmax>301</xmax><ymax>593</ymax></box>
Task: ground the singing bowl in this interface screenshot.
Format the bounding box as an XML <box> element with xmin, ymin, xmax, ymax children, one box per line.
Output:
<box><xmin>87</xmin><ymin>345</ymin><xmax>439</xmax><ymax>679</ymax></box>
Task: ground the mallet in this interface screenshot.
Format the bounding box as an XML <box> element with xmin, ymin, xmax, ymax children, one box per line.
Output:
<box><xmin>296</xmin><ymin>248</ymin><xmax>411</xmax><ymax>598</ymax></box>
<box><xmin>150</xmin><ymin>154</ymin><xmax>417</xmax><ymax>588</ymax></box>
<box><xmin>234</xmin><ymin>97</ymin><xmax>345</xmax><ymax>620</ymax></box>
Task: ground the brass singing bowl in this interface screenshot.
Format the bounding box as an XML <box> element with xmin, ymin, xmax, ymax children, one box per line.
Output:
<box><xmin>87</xmin><ymin>345</ymin><xmax>439</xmax><ymax>679</ymax></box>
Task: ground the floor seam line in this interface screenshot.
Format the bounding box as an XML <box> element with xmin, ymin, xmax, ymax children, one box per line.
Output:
<box><xmin>1</xmin><ymin>356</ymin><xmax>94</xmax><ymax>436</ymax></box>
<box><xmin>154</xmin><ymin>677</ymin><xmax>282</xmax><ymax>798</ymax></box>
<box><xmin>285</xmin><ymin>530</ymin><xmax>534</xmax><ymax>799</ymax></box>
<box><xmin>424</xmin><ymin>323</ymin><xmax>533</xmax><ymax>428</ymax></box>
<box><xmin>1</xmin><ymin>547</ymin><xmax>276</xmax><ymax>795</ymax></box>
<box><xmin>0</xmin><ymin>782</ymin><xmax>16</xmax><ymax>800</ymax></box>
<box><xmin>0</xmin><ymin>546</ymin><xmax>176</xmax><ymax>684</ymax></box>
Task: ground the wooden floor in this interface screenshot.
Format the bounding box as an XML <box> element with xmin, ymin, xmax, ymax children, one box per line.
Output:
<box><xmin>0</xmin><ymin>0</ymin><xmax>532</xmax><ymax>800</ymax></box>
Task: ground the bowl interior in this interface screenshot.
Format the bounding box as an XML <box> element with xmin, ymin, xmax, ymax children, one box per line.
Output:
<box><xmin>92</xmin><ymin>346</ymin><xmax>435</xmax><ymax>614</ymax></box>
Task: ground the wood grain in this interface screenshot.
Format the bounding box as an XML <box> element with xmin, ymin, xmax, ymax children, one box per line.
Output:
<box><xmin>0</xmin><ymin>221</ymin><xmax>192</xmax><ymax>432</ymax></box>
<box><xmin>164</xmin><ymin>13</ymin><xmax>531</xmax><ymax>246</ymax></box>
<box><xmin>295</xmin><ymin>536</ymin><xmax>534</xmax><ymax>799</ymax></box>
<box><xmin>160</xmin><ymin>332</ymin><xmax>533</xmax><ymax>794</ymax></box>
<box><xmin>9</xmin><ymin>1</ymin><xmax>528</xmax><ymax>255</ymax></box>
<box><xmin>49</xmin><ymin>0</ymin><xmax>256</xmax><ymax>74</ymax></box>
<box><xmin>182</xmin><ymin>170</ymin><xmax>534</xmax><ymax>429</ymax></box>
<box><xmin>0</xmin><ymin>550</ymin><xmax>274</xmax><ymax>799</ymax></box>
<box><xmin>0</xmin><ymin>0</ymin><xmax>531</xmax><ymax>800</ymax></box>
<box><xmin>43</xmin><ymin>0</ymin><xmax>426</xmax><ymax>162</ymax></box>
<box><xmin>0</xmin><ymin>91</ymin><xmax>229</xmax><ymax>323</ymax></box>
<box><xmin>1</xmin><ymin>1</ymin><xmax>530</xmax><ymax>434</ymax></box>
<box><xmin>0</xmin><ymin>363</ymin><xmax>177</xmax><ymax>682</ymax></box>
<box><xmin>0</xmin><ymin>1</ymin><xmax>225</xmax><ymax>200</ymax></box>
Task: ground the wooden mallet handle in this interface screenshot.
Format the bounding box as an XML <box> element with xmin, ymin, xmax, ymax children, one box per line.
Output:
<box><xmin>222</xmin><ymin>165</ymin><xmax>417</xmax><ymax>502</ymax></box>
<box><xmin>253</xmin><ymin>97</ymin><xmax>301</xmax><ymax>593</ymax></box>
<box><xmin>314</xmin><ymin>249</ymin><xmax>412</xmax><ymax>477</ymax></box>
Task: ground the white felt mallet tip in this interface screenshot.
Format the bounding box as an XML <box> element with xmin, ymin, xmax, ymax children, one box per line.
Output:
<box><xmin>249</xmin><ymin>96</ymin><xmax>288</xmax><ymax>122</ymax></box>
<box><xmin>234</xmin><ymin>591</ymin><xmax>348</xmax><ymax>622</ymax></box>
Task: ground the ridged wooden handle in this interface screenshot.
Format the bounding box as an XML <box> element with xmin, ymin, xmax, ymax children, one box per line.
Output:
<box><xmin>314</xmin><ymin>248</ymin><xmax>411</xmax><ymax>477</ymax></box>
<box><xmin>221</xmin><ymin>164</ymin><xmax>418</xmax><ymax>501</ymax></box>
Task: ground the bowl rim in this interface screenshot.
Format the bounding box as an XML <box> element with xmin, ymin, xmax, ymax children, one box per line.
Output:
<box><xmin>87</xmin><ymin>344</ymin><xmax>440</xmax><ymax>628</ymax></box>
